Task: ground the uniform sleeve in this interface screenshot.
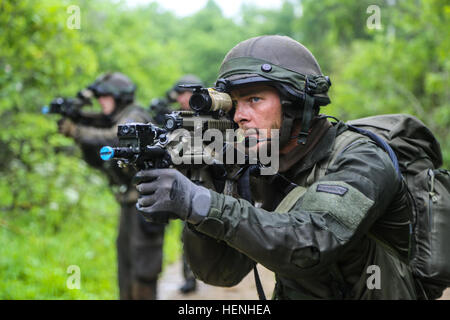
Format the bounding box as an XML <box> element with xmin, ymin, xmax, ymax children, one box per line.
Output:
<box><xmin>190</xmin><ymin>140</ymin><xmax>401</xmax><ymax>279</ymax></box>
<box><xmin>75</xmin><ymin>124</ymin><xmax>119</xmax><ymax>147</ymax></box>
<box><xmin>74</xmin><ymin>108</ymin><xmax>150</xmax><ymax>148</ymax></box>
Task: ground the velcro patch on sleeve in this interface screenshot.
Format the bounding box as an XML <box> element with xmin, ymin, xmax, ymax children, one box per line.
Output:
<box><xmin>316</xmin><ymin>184</ymin><xmax>348</xmax><ymax>196</ymax></box>
<box><xmin>300</xmin><ymin>180</ymin><xmax>374</xmax><ymax>233</ymax></box>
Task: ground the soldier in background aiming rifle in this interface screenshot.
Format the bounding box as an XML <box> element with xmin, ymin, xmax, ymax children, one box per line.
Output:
<box><xmin>57</xmin><ymin>72</ymin><xmax>165</xmax><ymax>300</ymax></box>
<box><xmin>165</xmin><ymin>74</ymin><xmax>205</xmax><ymax>294</ymax></box>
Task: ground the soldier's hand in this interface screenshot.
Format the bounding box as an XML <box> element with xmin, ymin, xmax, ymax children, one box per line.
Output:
<box><xmin>58</xmin><ymin>118</ymin><xmax>78</xmax><ymax>138</ymax></box>
<box><xmin>134</xmin><ymin>169</ymin><xmax>211</xmax><ymax>225</ymax></box>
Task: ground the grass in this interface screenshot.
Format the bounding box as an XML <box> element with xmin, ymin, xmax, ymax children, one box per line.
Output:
<box><xmin>0</xmin><ymin>194</ymin><xmax>183</xmax><ymax>299</ymax></box>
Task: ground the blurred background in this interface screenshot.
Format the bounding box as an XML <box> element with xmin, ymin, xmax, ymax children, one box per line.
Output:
<box><xmin>0</xmin><ymin>0</ymin><xmax>448</xmax><ymax>299</ymax></box>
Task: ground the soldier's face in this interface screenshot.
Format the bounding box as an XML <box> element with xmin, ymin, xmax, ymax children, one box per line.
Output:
<box><xmin>176</xmin><ymin>91</ymin><xmax>193</xmax><ymax>111</ymax></box>
<box><xmin>231</xmin><ymin>84</ymin><xmax>282</xmax><ymax>151</ymax></box>
<box><xmin>98</xmin><ymin>95</ymin><xmax>116</xmax><ymax>115</ymax></box>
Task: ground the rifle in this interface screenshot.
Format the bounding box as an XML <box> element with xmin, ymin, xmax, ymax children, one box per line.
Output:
<box><xmin>42</xmin><ymin>89</ymin><xmax>113</xmax><ymax>127</ymax></box>
<box><xmin>149</xmin><ymin>97</ymin><xmax>171</xmax><ymax>126</ymax></box>
<box><xmin>100</xmin><ymin>82</ymin><xmax>237</xmax><ymax>170</ymax></box>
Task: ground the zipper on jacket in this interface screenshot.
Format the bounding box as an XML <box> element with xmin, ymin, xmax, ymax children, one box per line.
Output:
<box><xmin>428</xmin><ymin>169</ymin><xmax>437</xmax><ymax>232</ymax></box>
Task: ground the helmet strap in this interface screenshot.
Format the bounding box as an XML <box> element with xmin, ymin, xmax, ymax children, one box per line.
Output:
<box><xmin>279</xmin><ymin>93</ymin><xmax>316</xmax><ymax>147</ymax></box>
<box><xmin>279</xmin><ymin>99</ymin><xmax>298</xmax><ymax>148</ymax></box>
<box><xmin>279</xmin><ymin>114</ymin><xmax>294</xmax><ymax>148</ymax></box>
<box><xmin>296</xmin><ymin>93</ymin><xmax>315</xmax><ymax>145</ymax></box>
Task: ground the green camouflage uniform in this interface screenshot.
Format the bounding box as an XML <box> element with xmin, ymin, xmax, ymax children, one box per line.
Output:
<box><xmin>180</xmin><ymin>36</ymin><xmax>417</xmax><ymax>299</ymax></box>
<box><xmin>73</xmin><ymin>75</ymin><xmax>165</xmax><ymax>300</ymax></box>
<box><xmin>182</xmin><ymin>118</ymin><xmax>416</xmax><ymax>299</ymax></box>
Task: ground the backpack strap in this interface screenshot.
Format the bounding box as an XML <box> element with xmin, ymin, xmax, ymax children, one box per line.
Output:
<box><xmin>347</xmin><ymin>125</ymin><xmax>402</xmax><ymax>178</ymax></box>
<box><xmin>274</xmin><ymin>186</ymin><xmax>307</xmax><ymax>213</ymax></box>
<box><xmin>306</xmin><ymin>128</ymin><xmax>368</xmax><ymax>185</ymax></box>
<box><xmin>307</xmin><ymin>125</ymin><xmax>402</xmax><ymax>186</ymax></box>
<box><xmin>253</xmin><ymin>264</ymin><xmax>266</xmax><ymax>300</ymax></box>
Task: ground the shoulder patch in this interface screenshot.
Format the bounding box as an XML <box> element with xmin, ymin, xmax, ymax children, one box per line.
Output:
<box><xmin>316</xmin><ymin>184</ymin><xmax>348</xmax><ymax>196</ymax></box>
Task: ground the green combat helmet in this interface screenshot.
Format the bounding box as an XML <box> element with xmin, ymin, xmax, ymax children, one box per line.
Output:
<box><xmin>166</xmin><ymin>74</ymin><xmax>204</xmax><ymax>103</ymax></box>
<box><xmin>88</xmin><ymin>72</ymin><xmax>136</xmax><ymax>108</ymax></box>
<box><xmin>216</xmin><ymin>35</ymin><xmax>332</xmax><ymax>147</ymax></box>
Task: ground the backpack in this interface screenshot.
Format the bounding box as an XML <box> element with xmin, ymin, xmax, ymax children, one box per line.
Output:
<box><xmin>346</xmin><ymin>114</ymin><xmax>450</xmax><ymax>299</ymax></box>
<box><xmin>277</xmin><ymin>114</ymin><xmax>450</xmax><ymax>299</ymax></box>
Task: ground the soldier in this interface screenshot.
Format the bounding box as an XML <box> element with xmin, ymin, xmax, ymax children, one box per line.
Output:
<box><xmin>149</xmin><ymin>74</ymin><xmax>203</xmax><ymax>125</ymax></box>
<box><xmin>165</xmin><ymin>74</ymin><xmax>205</xmax><ymax>294</ymax></box>
<box><xmin>166</xmin><ymin>74</ymin><xmax>204</xmax><ymax>111</ymax></box>
<box><xmin>133</xmin><ymin>36</ymin><xmax>417</xmax><ymax>299</ymax></box>
<box><xmin>58</xmin><ymin>72</ymin><xmax>165</xmax><ymax>300</ymax></box>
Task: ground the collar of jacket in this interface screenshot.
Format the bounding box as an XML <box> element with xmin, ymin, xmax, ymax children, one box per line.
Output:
<box><xmin>279</xmin><ymin>120</ymin><xmax>348</xmax><ymax>178</ymax></box>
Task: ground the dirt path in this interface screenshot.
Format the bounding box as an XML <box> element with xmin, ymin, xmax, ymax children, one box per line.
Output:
<box><xmin>158</xmin><ymin>260</ymin><xmax>450</xmax><ymax>300</ymax></box>
<box><xmin>440</xmin><ymin>288</ymin><xmax>450</xmax><ymax>300</ymax></box>
<box><xmin>158</xmin><ymin>261</ymin><xmax>275</xmax><ymax>300</ymax></box>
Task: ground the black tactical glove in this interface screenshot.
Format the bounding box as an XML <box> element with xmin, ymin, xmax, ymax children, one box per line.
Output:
<box><xmin>134</xmin><ymin>169</ymin><xmax>212</xmax><ymax>224</ymax></box>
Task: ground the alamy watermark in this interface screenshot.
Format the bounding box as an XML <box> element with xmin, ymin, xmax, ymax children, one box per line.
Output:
<box><xmin>366</xmin><ymin>265</ymin><xmax>381</xmax><ymax>290</ymax></box>
<box><xmin>166</xmin><ymin>122</ymin><xmax>280</xmax><ymax>175</ymax></box>
<box><xmin>66</xmin><ymin>265</ymin><xmax>81</xmax><ymax>289</ymax></box>
<box><xmin>67</xmin><ymin>5</ymin><xmax>81</xmax><ymax>30</ymax></box>
<box><xmin>366</xmin><ymin>5</ymin><xmax>382</xmax><ymax>30</ymax></box>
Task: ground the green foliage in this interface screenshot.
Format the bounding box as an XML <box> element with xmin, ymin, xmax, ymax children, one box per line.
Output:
<box><xmin>0</xmin><ymin>0</ymin><xmax>448</xmax><ymax>299</ymax></box>
<box><xmin>172</xmin><ymin>1</ymin><xmax>248</xmax><ymax>86</ymax></box>
<box><xmin>0</xmin><ymin>0</ymin><xmax>186</xmax><ymax>299</ymax></box>
<box><xmin>241</xmin><ymin>1</ymin><xmax>298</xmax><ymax>38</ymax></box>
<box><xmin>326</xmin><ymin>0</ymin><xmax>450</xmax><ymax>165</ymax></box>
<box><xmin>0</xmin><ymin>0</ymin><xmax>98</xmax><ymax>112</ymax></box>
<box><xmin>77</xmin><ymin>0</ymin><xmax>183</xmax><ymax>100</ymax></box>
